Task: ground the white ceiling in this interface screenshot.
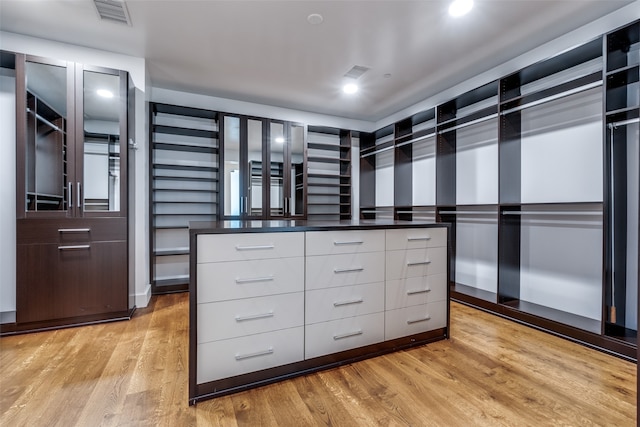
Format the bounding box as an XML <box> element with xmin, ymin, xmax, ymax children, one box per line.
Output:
<box><xmin>0</xmin><ymin>0</ymin><xmax>636</xmax><ymax>122</ymax></box>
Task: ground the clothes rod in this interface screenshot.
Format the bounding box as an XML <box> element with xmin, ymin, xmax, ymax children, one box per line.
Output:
<box><xmin>360</xmin><ymin>144</ymin><xmax>394</xmax><ymax>158</ymax></box>
<box><xmin>500</xmin><ymin>80</ymin><xmax>602</xmax><ymax>116</ymax></box>
<box><xmin>28</xmin><ymin>108</ymin><xmax>63</xmax><ymax>133</ymax></box>
<box><xmin>395</xmin><ymin>132</ymin><xmax>437</xmax><ymax>148</ymax></box>
<box><xmin>396</xmin><ymin>210</ymin><xmax>437</xmax><ymax>214</ymax></box>
<box><xmin>439</xmin><ymin>210</ymin><xmax>498</xmax><ymax>215</ymax></box>
<box><xmin>608</xmin><ymin>117</ymin><xmax>640</xmax><ymax>129</ymax></box>
<box><xmin>438</xmin><ymin>113</ymin><xmax>499</xmax><ymax>134</ymax></box>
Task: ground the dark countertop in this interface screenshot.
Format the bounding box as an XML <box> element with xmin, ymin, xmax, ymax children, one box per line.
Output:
<box><xmin>189</xmin><ymin>219</ymin><xmax>449</xmax><ymax>235</ymax></box>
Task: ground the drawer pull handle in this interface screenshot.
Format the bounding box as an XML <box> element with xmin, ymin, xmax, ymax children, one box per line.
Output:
<box><xmin>235</xmin><ymin>347</ymin><xmax>274</xmax><ymax>361</ymax></box>
<box><xmin>407</xmin><ymin>260</ymin><xmax>431</xmax><ymax>266</ymax></box>
<box><xmin>58</xmin><ymin>228</ymin><xmax>91</xmax><ymax>233</ymax></box>
<box><xmin>333</xmin><ymin>298</ymin><xmax>364</xmax><ymax>307</ymax></box>
<box><xmin>407</xmin><ymin>316</ymin><xmax>431</xmax><ymax>325</ymax></box>
<box><xmin>235</xmin><ymin>244</ymin><xmax>275</xmax><ymax>251</ymax></box>
<box><xmin>333</xmin><ymin>330</ymin><xmax>363</xmax><ymax>340</ymax></box>
<box><xmin>58</xmin><ymin>245</ymin><xmax>90</xmax><ymax>250</ymax></box>
<box><xmin>333</xmin><ymin>240</ymin><xmax>364</xmax><ymax>246</ymax></box>
<box><xmin>407</xmin><ymin>288</ymin><xmax>431</xmax><ymax>295</ymax></box>
<box><xmin>407</xmin><ymin>236</ymin><xmax>431</xmax><ymax>241</ymax></box>
<box><xmin>333</xmin><ymin>267</ymin><xmax>364</xmax><ymax>274</ymax></box>
<box><xmin>235</xmin><ymin>276</ymin><xmax>274</xmax><ymax>284</ymax></box>
<box><xmin>235</xmin><ymin>311</ymin><xmax>274</xmax><ymax>322</ymax></box>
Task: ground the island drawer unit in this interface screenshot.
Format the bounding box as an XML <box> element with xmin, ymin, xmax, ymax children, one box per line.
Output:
<box><xmin>305</xmin><ymin>230</ymin><xmax>385</xmax><ymax>359</ymax></box>
<box><xmin>195</xmin><ymin>232</ymin><xmax>305</xmax><ymax>385</ymax></box>
<box><xmin>385</xmin><ymin>228</ymin><xmax>448</xmax><ymax>340</ymax></box>
<box><xmin>189</xmin><ymin>220</ymin><xmax>450</xmax><ymax>404</ymax></box>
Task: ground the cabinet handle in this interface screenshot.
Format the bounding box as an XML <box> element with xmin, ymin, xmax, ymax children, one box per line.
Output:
<box><xmin>58</xmin><ymin>228</ymin><xmax>91</xmax><ymax>233</ymax></box>
<box><xmin>68</xmin><ymin>182</ymin><xmax>73</xmax><ymax>208</ymax></box>
<box><xmin>333</xmin><ymin>298</ymin><xmax>364</xmax><ymax>307</ymax></box>
<box><xmin>235</xmin><ymin>244</ymin><xmax>275</xmax><ymax>251</ymax></box>
<box><xmin>407</xmin><ymin>316</ymin><xmax>431</xmax><ymax>325</ymax></box>
<box><xmin>333</xmin><ymin>240</ymin><xmax>364</xmax><ymax>246</ymax></box>
<box><xmin>407</xmin><ymin>260</ymin><xmax>431</xmax><ymax>266</ymax></box>
<box><xmin>333</xmin><ymin>330</ymin><xmax>363</xmax><ymax>340</ymax></box>
<box><xmin>333</xmin><ymin>267</ymin><xmax>364</xmax><ymax>274</ymax></box>
<box><xmin>77</xmin><ymin>182</ymin><xmax>82</xmax><ymax>209</ymax></box>
<box><xmin>407</xmin><ymin>236</ymin><xmax>431</xmax><ymax>241</ymax></box>
<box><xmin>235</xmin><ymin>311</ymin><xmax>274</xmax><ymax>322</ymax></box>
<box><xmin>235</xmin><ymin>347</ymin><xmax>274</xmax><ymax>361</ymax></box>
<box><xmin>235</xmin><ymin>276</ymin><xmax>274</xmax><ymax>284</ymax></box>
<box><xmin>58</xmin><ymin>245</ymin><xmax>90</xmax><ymax>250</ymax></box>
<box><xmin>407</xmin><ymin>288</ymin><xmax>431</xmax><ymax>295</ymax></box>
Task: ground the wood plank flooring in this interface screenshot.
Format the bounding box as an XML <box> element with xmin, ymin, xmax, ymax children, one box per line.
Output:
<box><xmin>1</xmin><ymin>293</ymin><xmax>636</xmax><ymax>426</ymax></box>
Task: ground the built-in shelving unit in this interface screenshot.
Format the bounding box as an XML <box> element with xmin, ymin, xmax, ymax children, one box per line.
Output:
<box><xmin>307</xmin><ymin>125</ymin><xmax>353</xmax><ymax>220</ymax></box>
<box><xmin>150</xmin><ymin>102</ymin><xmax>219</xmax><ymax>294</ymax></box>
<box><xmin>359</xmin><ymin>21</ymin><xmax>640</xmax><ymax>360</ymax></box>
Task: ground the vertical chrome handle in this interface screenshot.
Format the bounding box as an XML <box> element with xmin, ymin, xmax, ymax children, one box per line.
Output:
<box><xmin>244</xmin><ymin>196</ymin><xmax>248</xmax><ymax>214</ymax></box>
<box><xmin>77</xmin><ymin>182</ymin><xmax>82</xmax><ymax>209</ymax></box>
<box><xmin>68</xmin><ymin>182</ymin><xmax>73</xmax><ymax>208</ymax></box>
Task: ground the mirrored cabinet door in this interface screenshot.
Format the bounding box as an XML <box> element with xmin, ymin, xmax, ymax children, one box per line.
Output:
<box><xmin>246</xmin><ymin>118</ymin><xmax>264</xmax><ymax>217</ymax></box>
<box><xmin>77</xmin><ymin>66</ymin><xmax>127</xmax><ymax>217</ymax></box>
<box><xmin>269</xmin><ymin>121</ymin><xmax>285</xmax><ymax>217</ymax></box>
<box><xmin>18</xmin><ymin>56</ymin><xmax>73</xmax><ymax>217</ymax></box>
<box><xmin>289</xmin><ymin>123</ymin><xmax>305</xmax><ymax>218</ymax></box>
<box><xmin>223</xmin><ymin>115</ymin><xmax>241</xmax><ymax>217</ymax></box>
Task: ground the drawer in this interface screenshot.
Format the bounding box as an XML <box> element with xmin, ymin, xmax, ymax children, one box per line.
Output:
<box><xmin>385</xmin><ymin>247</ymin><xmax>447</xmax><ymax>280</ymax></box>
<box><xmin>385</xmin><ymin>227</ymin><xmax>447</xmax><ymax>251</ymax></box>
<box><xmin>304</xmin><ymin>312</ymin><xmax>384</xmax><ymax>359</ymax></box>
<box><xmin>385</xmin><ymin>273</ymin><xmax>448</xmax><ymax>310</ymax></box>
<box><xmin>384</xmin><ymin>301</ymin><xmax>447</xmax><ymax>341</ymax></box>
<box><xmin>306</xmin><ymin>230</ymin><xmax>385</xmax><ymax>256</ymax></box>
<box><xmin>197</xmin><ymin>232</ymin><xmax>304</xmax><ymax>263</ymax></box>
<box><xmin>197</xmin><ymin>257</ymin><xmax>304</xmax><ymax>302</ymax></box>
<box><xmin>197</xmin><ymin>292</ymin><xmax>304</xmax><ymax>343</ymax></box>
<box><xmin>305</xmin><ymin>252</ymin><xmax>385</xmax><ymax>290</ymax></box>
<box><xmin>305</xmin><ymin>282</ymin><xmax>384</xmax><ymax>325</ymax></box>
<box><xmin>197</xmin><ymin>326</ymin><xmax>304</xmax><ymax>384</ymax></box>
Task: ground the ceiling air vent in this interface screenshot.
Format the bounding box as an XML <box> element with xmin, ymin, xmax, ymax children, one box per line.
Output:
<box><xmin>344</xmin><ymin>65</ymin><xmax>370</xmax><ymax>80</ymax></box>
<box><xmin>94</xmin><ymin>0</ymin><xmax>132</xmax><ymax>26</ymax></box>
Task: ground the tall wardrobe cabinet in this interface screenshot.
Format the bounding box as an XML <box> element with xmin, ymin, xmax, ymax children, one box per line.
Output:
<box><xmin>10</xmin><ymin>53</ymin><xmax>133</xmax><ymax>332</ymax></box>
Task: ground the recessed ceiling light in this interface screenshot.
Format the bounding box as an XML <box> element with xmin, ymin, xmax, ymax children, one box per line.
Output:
<box><xmin>449</xmin><ymin>0</ymin><xmax>473</xmax><ymax>17</ymax></box>
<box><xmin>342</xmin><ymin>83</ymin><xmax>358</xmax><ymax>95</ymax></box>
<box><xmin>97</xmin><ymin>89</ymin><xmax>114</xmax><ymax>98</ymax></box>
<box><xmin>275</xmin><ymin>137</ymin><xmax>285</xmax><ymax>143</ymax></box>
<box><xmin>307</xmin><ymin>13</ymin><xmax>323</xmax><ymax>25</ymax></box>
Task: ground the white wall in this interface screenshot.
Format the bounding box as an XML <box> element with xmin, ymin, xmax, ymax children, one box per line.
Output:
<box><xmin>0</xmin><ymin>32</ymin><xmax>151</xmax><ymax>313</ymax></box>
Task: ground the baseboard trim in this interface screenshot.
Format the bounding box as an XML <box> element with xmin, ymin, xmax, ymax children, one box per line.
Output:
<box><xmin>135</xmin><ymin>283</ymin><xmax>152</xmax><ymax>308</ymax></box>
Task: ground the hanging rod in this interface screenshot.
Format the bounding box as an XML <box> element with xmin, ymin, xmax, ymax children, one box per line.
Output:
<box><xmin>28</xmin><ymin>108</ymin><xmax>63</xmax><ymax>133</ymax></box>
<box><xmin>501</xmin><ymin>210</ymin><xmax>602</xmax><ymax>216</ymax></box>
<box><xmin>439</xmin><ymin>210</ymin><xmax>498</xmax><ymax>215</ymax></box>
<box><xmin>500</xmin><ymin>80</ymin><xmax>602</xmax><ymax>116</ymax></box>
<box><xmin>396</xmin><ymin>210</ymin><xmax>437</xmax><ymax>214</ymax></box>
<box><xmin>360</xmin><ymin>144</ymin><xmax>394</xmax><ymax>158</ymax></box>
<box><xmin>395</xmin><ymin>132</ymin><xmax>437</xmax><ymax>149</ymax></box>
<box><xmin>608</xmin><ymin>117</ymin><xmax>640</xmax><ymax>129</ymax></box>
<box><xmin>438</xmin><ymin>113</ymin><xmax>499</xmax><ymax>134</ymax></box>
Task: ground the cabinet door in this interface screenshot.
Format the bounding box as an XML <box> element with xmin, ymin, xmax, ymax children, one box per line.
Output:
<box><xmin>17</xmin><ymin>240</ymin><xmax>128</xmax><ymax>323</ymax></box>
<box><xmin>17</xmin><ymin>55</ymin><xmax>74</xmax><ymax>219</ymax></box>
<box><xmin>76</xmin><ymin>65</ymin><xmax>128</xmax><ymax>217</ymax></box>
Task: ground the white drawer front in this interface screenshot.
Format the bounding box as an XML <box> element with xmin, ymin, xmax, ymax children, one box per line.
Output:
<box><xmin>197</xmin><ymin>327</ymin><xmax>304</xmax><ymax>384</ymax></box>
<box><xmin>385</xmin><ymin>227</ymin><xmax>447</xmax><ymax>251</ymax></box>
<box><xmin>197</xmin><ymin>257</ymin><xmax>304</xmax><ymax>302</ymax></box>
<box><xmin>384</xmin><ymin>301</ymin><xmax>447</xmax><ymax>341</ymax></box>
<box><xmin>306</xmin><ymin>282</ymin><xmax>384</xmax><ymax>325</ymax></box>
<box><xmin>385</xmin><ymin>247</ymin><xmax>447</xmax><ymax>280</ymax></box>
<box><xmin>305</xmin><ymin>252</ymin><xmax>385</xmax><ymax>290</ymax></box>
<box><xmin>197</xmin><ymin>232</ymin><xmax>304</xmax><ymax>263</ymax></box>
<box><xmin>386</xmin><ymin>273</ymin><xmax>448</xmax><ymax>310</ymax></box>
<box><xmin>197</xmin><ymin>292</ymin><xmax>304</xmax><ymax>343</ymax></box>
<box><xmin>305</xmin><ymin>312</ymin><xmax>385</xmax><ymax>359</ymax></box>
<box><xmin>306</xmin><ymin>230</ymin><xmax>385</xmax><ymax>256</ymax></box>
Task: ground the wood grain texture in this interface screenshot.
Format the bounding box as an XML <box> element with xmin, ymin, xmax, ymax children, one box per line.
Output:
<box><xmin>1</xmin><ymin>294</ymin><xmax>635</xmax><ymax>426</ymax></box>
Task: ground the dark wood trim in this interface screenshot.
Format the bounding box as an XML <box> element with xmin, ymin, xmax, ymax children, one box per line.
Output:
<box><xmin>15</xmin><ymin>53</ymin><xmax>25</xmax><ymax>220</ymax></box>
<box><xmin>190</xmin><ymin>328</ymin><xmax>448</xmax><ymax>405</ymax></box>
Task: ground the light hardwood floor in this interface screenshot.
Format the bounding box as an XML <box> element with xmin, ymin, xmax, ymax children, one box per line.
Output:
<box><xmin>1</xmin><ymin>293</ymin><xmax>636</xmax><ymax>426</ymax></box>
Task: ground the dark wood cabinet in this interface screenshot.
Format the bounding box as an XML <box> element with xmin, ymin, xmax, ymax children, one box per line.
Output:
<box><xmin>6</xmin><ymin>52</ymin><xmax>133</xmax><ymax>333</ymax></box>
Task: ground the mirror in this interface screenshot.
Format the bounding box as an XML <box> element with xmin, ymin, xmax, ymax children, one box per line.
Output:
<box><xmin>270</xmin><ymin>122</ymin><xmax>285</xmax><ymax>216</ymax></box>
<box><xmin>83</xmin><ymin>70</ymin><xmax>121</xmax><ymax>211</ymax></box>
<box><xmin>223</xmin><ymin>116</ymin><xmax>240</xmax><ymax>216</ymax></box>
<box><xmin>290</xmin><ymin>124</ymin><xmax>304</xmax><ymax>216</ymax></box>
<box><xmin>247</xmin><ymin>119</ymin><xmax>263</xmax><ymax>217</ymax></box>
<box><xmin>24</xmin><ymin>61</ymin><xmax>68</xmax><ymax>211</ymax></box>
